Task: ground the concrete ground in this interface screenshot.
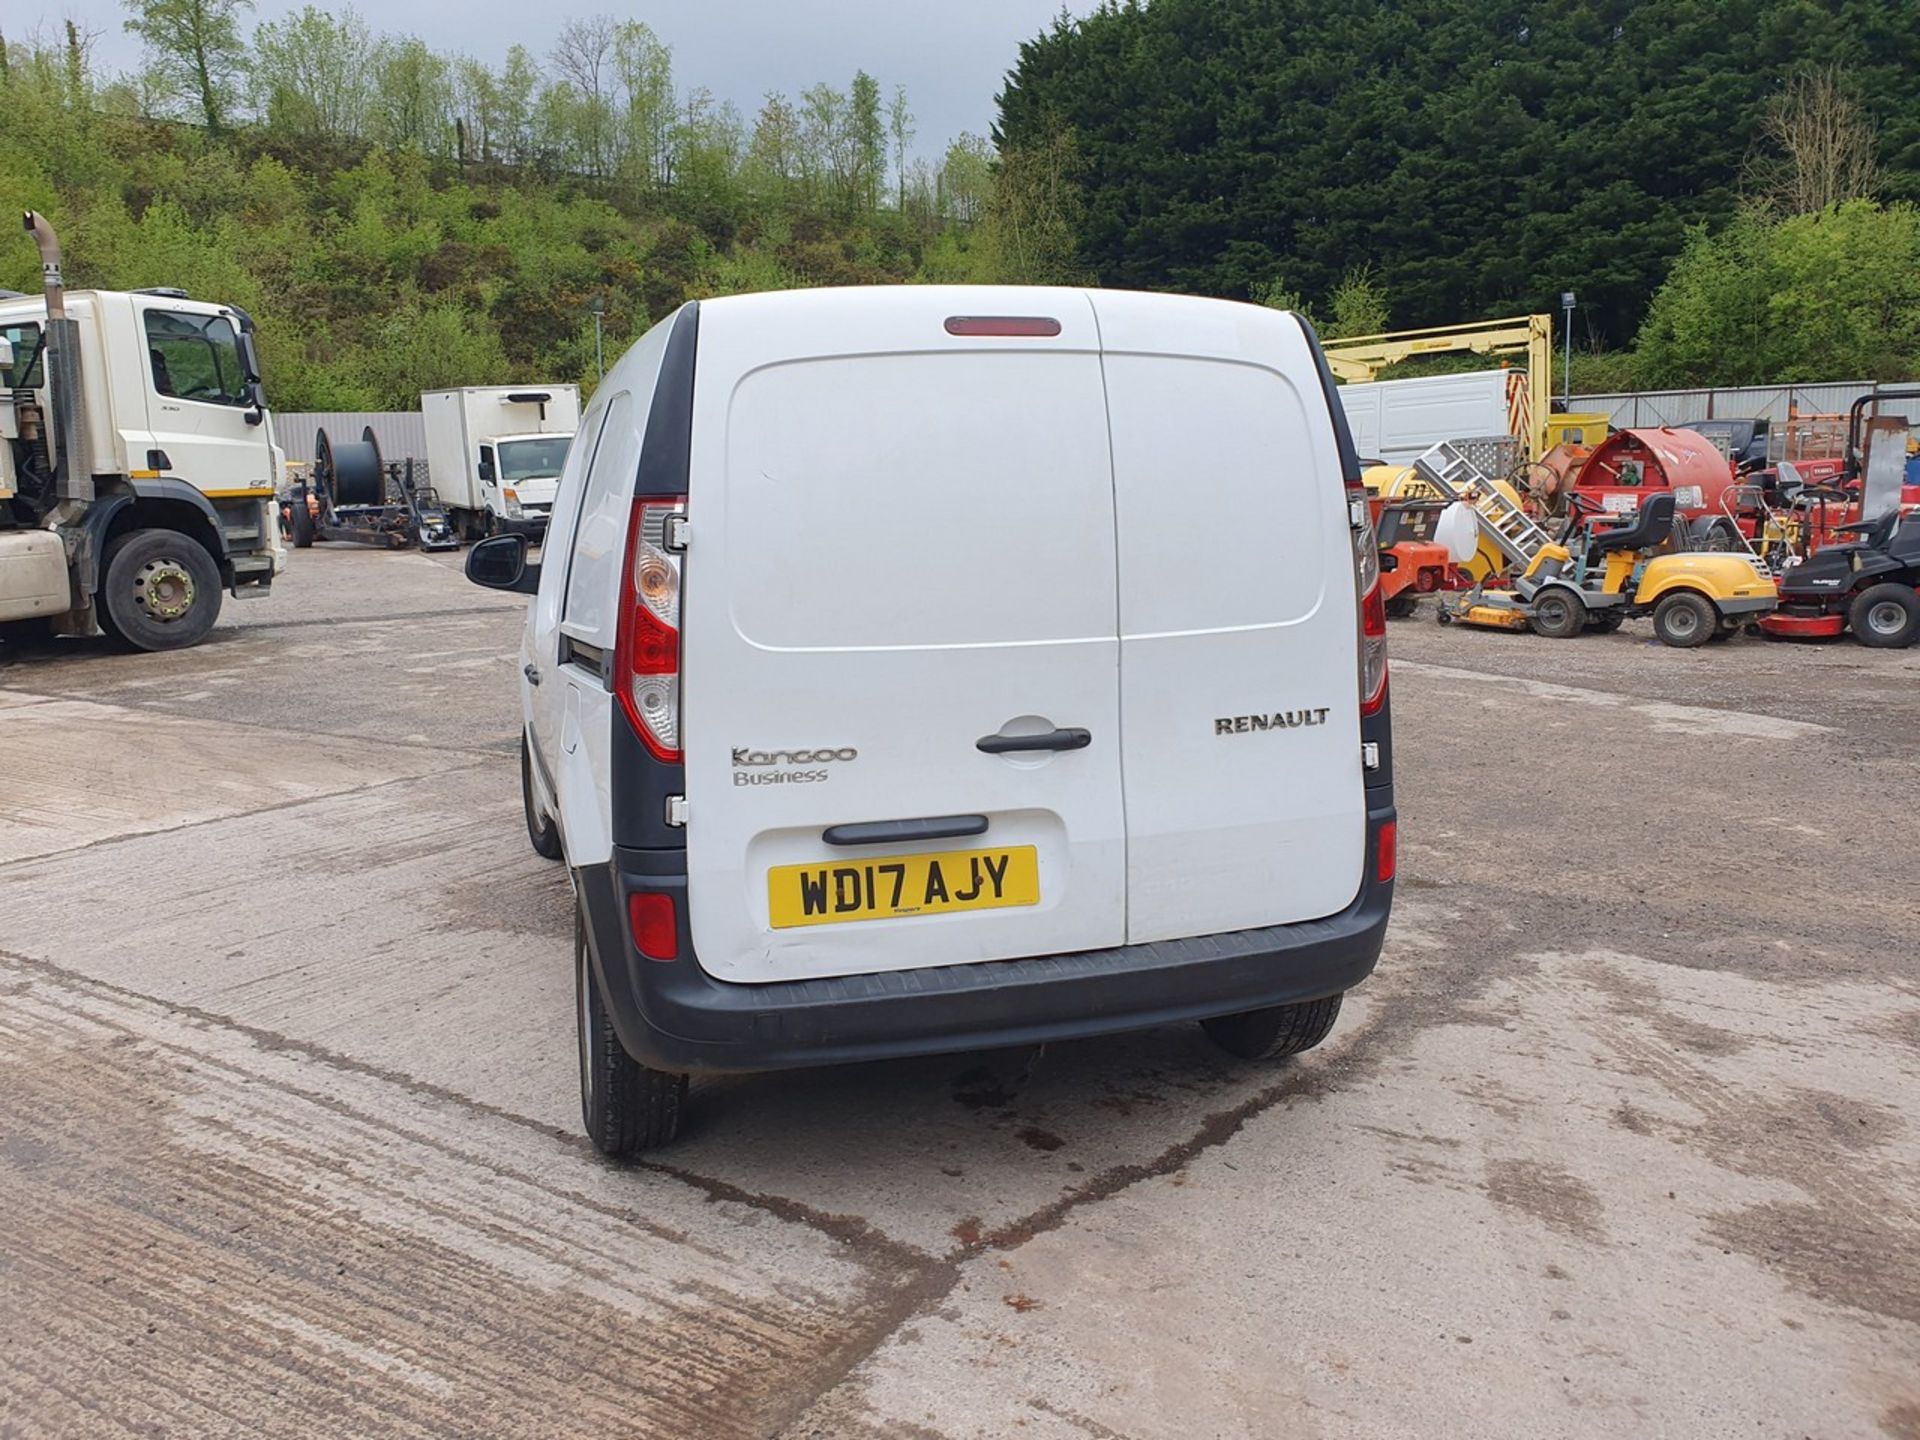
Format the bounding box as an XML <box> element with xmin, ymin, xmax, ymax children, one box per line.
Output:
<box><xmin>2</xmin><ymin>549</ymin><xmax>1916</xmax><ymax>1440</ymax></box>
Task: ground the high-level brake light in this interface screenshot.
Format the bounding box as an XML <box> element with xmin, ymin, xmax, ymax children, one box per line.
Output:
<box><xmin>944</xmin><ymin>316</ymin><xmax>1062</xmax><ymax>337</ymax></box>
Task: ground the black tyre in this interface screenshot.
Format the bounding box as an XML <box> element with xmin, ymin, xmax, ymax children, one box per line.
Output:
<box><xmin>522</xmin><ymin>732</ymin><xmax>563</xmax><ymax>860</ymax></box>
<box><xmin>290</xmin><ymin>497</ymin><xmax>316</xmax><ymax>548</ymax></box>
<box><xmin>577</xmin><ymin>904</ymin><xmax>687</xmax><ymax>1155</ymax></box>
<box><xmin>1849</xmin><ymin>583</ymin><xmax>1920</xmax><ymax>649</ymax></box>
<box><xmin>99</xmin><ymin>528</ymin><xmax>222</xmax><ymax>652</ymax></box>
<box><xmin>1691</xmin><ymin>517</ymin><xmax>1742</xmax><ymax>552</ymax></box>
<box><xmin>1385</xmin><ymin>592</ymin><xmax>1418</xmax><ymax>619</ymax></box>
<box><xmin>1529</xmin><ymin>587</ymin><xmax>1588</xmax><ymax>639</ymax></box>
<box><xmin>1586</xmin><ymin>612</ymin><xmax>1625</xmax><ymax>634</ymax></box>
<box><xmin>1651</xmin><ymin>591</ymin><xmax>1716</xmax><ymax>649</ymax></box>
<box><xmin>1201</xmin><ymin>994</ymin><xmax>1343</xmax><ymax>1060</ymax></box>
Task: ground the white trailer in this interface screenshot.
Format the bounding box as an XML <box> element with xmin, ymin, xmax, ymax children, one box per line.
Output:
<box><xmin>420</xmin><ymin>385</ymin><xmax>580</xmax><ymax>540</ymax></box>
<box><xmin>1337</xmin><ymin>369</ymin><xmax>1510</xmax><ymax>464</ymax></box>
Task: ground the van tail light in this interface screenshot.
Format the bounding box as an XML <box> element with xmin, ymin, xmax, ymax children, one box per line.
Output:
<box><xmin>615</xmin><ymin>497</ymin><xmax>687</xmax><ymax>761</ymax></box>
<box><xmin>1376</xmin><ymin>818</ymin><xmax>1397</xmax><ymax>884</ymax></box>
<box><xmin>1349</xmin><ymin>483</ymin><xmax>1389</xmax><ymax>715</ymax></box>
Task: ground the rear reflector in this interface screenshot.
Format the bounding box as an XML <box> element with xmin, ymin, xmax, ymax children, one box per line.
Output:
<box><xmin>628</xmin><ymin>892</ymin><xmax>678</xmax><ymax>961</ymax></box>
<box><xmin>944</xmin><ymin>316</ymin><xmax>1062</xmax><ymax>337</ymax></box>
<box><xmin>1376</xmin><ymin>819</ymin><xmax>1397</xmax><ymax>884</ymax></box>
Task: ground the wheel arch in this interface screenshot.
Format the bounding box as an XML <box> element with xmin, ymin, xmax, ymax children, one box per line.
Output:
<box><xmin>86</xmin><ymin>480</ymin><xmax>229</xmax><ymax>589</ymax></box>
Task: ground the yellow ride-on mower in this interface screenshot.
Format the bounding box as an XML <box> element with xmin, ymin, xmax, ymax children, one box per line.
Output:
<box><xmin>1421</xmin><ymin>450</ymin><xmax>1778</xmax><ymax>647</ymax></box>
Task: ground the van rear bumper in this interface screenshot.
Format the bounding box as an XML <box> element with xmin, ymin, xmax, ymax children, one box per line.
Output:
<box><xmin>579</xmin><ymin>798</ymin><xmax>1394</xmax><ymax>1074</ymax></box>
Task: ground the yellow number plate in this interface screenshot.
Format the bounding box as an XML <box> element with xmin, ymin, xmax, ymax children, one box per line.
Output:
<box><xmin>768</xmin><ymin>846</ymin><xmax>1040</xmax><ymax>929</ymax></box>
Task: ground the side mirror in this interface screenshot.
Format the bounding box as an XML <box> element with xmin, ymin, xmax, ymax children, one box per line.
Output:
<box><xmin>235</xmin><ymin>329</ymin><xmax>264</xmax><ymax>383</ymax></box>
<box><xmin>478</xmin><ymin>458</ymin><xmax>496</xmax><ymax>482</ymax></box>
<box><xmin>466</xmin><ymin>533</ymin><xmax>540</xmax><ymax>595</ymax></box>
<box><xmin>234</xmin><ymin>330</ymin><xmax>267</xmax><ymax>425</ymax></box>
<box><xmin>0</xmin><ymin>336</ymin><xmax>13</xmax><ymax>370</ymax></box>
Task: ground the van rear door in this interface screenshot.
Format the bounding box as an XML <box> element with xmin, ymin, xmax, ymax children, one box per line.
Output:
<box><xmin>682</xmin><ymin>289</ymin><xmax>1126</xmax><ymax>984</ymax></box>
<box><xmin>1091</xmin><ymin>293</ymin><xmax>1367</xmax><ymax>944</ymax></box>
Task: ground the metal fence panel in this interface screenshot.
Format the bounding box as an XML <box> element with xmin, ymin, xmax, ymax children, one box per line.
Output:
<box><xmin>274</xmin><ymin>411</ymin><xmax>429</xmax><ymax>473</ymax></box>
<box><xmin>1568</xmin><ymin>381</ymin><xmax>1919</xmax><ymax>429</ymax></box>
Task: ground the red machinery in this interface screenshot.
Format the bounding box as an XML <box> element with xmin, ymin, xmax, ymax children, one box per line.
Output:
<box><xmin>1571</xmin><ymin>428</ymin><xmax>1739</xmax><ymax>522</ymax></box>
<box><xmin>1370</xmin><ymin>496</ymin><xmax>1463</xmax><ymax>615</ymax></box>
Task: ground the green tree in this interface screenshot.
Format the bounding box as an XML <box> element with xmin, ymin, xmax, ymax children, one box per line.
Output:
<box><xmin>122</xmin><ymin>0</ymin><xmax>252</xmax><ymax>133</ymax></box>
<box><xmin>1325</xmin><ymin>266</ymin><xmax>1389</xmax><ymax>339</ymax></box>
<box><xmin>1635</xmin><ymin>200</ymin><xmax>1920</xmax><ymax>386</ymax></box>
<box><xmin>250</xmin><ymin>6</ymin><xmax>370</xmax><ymax>140</ymax></box>
<box><xmin>996</xmin><ymin>0</ymin><xmax>1920</xmax><ymax>341</ymax></box>
<box><xmin>848</xmin><ymin>70</ymin><xmax>884</xmax><ymax>212</ymax></box>
<box><xmin>887</xmin><ymin>85</ymin><xmax>914</xmax><ymax>210</ymax></box>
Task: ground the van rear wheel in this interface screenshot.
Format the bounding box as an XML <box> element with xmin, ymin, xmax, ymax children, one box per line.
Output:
<box><xmin>521</xmin><ymin>733</ymin><xmax>563</xmax><ymax>860</ymax></box>
<box><xmin>577</xmin><ymin>905</ymin><xmax>687</xmax><ymax>1156</ymax></box>
<box><xmin>1201</xmin><ymin>994</ymin><xmax>1343</xmax><ymax>1060</ymax></box>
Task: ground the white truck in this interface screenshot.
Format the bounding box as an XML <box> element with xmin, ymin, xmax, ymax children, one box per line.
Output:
<box><xmin>1</xmin><ymin>212</ymin><xmax>284</xmax><ymax>651</ymax></box>
<box><xmin>421</xmin><ymin>385</ymin><xmax>580</xmax><ymax>540</ymax></box>
<box><xmin>1336</xmin><ymin>369</ymin><xmax>1510</xmax><ymax>464</ymax></box>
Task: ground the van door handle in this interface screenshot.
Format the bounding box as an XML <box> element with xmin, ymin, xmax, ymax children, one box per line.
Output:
<box><xmin>976</xmin><ymin>728</ymin><xmax>1091</xmax><ymax>754</ymax></box>
<box><xmin>523</xmin><ymin>663</ymin><xmax>541</xmax><ymax>686</ymax></box>
<box><xmin>823</xmin><ymin>815</ymin><xmax>989</xmax><ymax>847</ymax></box>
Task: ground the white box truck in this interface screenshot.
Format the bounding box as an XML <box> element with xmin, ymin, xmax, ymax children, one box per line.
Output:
<box><xmin>1337</xmin><ymin>369</ymin><xmax>1510</xmax><ymax>464</ymax></box>
<box><xmin>420</xmin><ymin>385</ymin><xmax>580</xmax><ymax>540</ymax></box>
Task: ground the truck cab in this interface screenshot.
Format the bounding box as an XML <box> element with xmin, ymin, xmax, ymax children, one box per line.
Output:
<box><xmin>2</xmin><ymin>221</ymin><xmax>285</xmax><ymax>650</ymax></box>
<box><xmin>421</xmin><ymin>386</ymin><xmax>580</xmax><ymax>541</ymax></box>
<box><xmin>477</xmin><ymin>430</ymin><xmax>572</xmax><ymax>534</ymax></box>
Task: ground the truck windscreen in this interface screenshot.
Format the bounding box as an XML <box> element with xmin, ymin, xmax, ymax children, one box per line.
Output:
<box><xmin>499</xmin><ymin>436</ymin><xmax>571</xmax><ymax>481</ymax></box>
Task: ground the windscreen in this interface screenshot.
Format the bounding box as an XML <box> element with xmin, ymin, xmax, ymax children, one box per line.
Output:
<box><xmin>499</xmin><ymin>435</ymin><xmax>571</xmax><ymax>481</ymax></box>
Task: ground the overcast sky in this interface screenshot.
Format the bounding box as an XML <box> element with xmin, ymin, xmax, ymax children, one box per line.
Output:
<box><xmin>24</xmin><ymin>1</ymin><xmax>1076</xmax><ymax>156</ymax></box>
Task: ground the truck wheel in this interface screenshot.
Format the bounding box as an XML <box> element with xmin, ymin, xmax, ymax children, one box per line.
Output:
<box><xmin>522</xmin><ymin>732</ymin><xmax>563</xmax><ymax>860</ymax></box>
<box><xmin>1849</xmin><ymin>583</ymin><xmax>1920</xmax><ymax>648</ymax></box>
<box><xmin>577</xmin><ymin>904</ymin><xmax>687</xmax><ymax>1156</ymax></box>
<box><xmin>1201</xmin><ymin>994</ymin><xmax>1343</xmax><ymax>1060</ymax></box>
<box><xmin>99</xmin><ymin>528</ymin><xmax>222</xmax><ymax>652</ymax></box>
<box><xmin>1529</xmin><ymin>588</ymin><xmax>1587</xmax><ymax>639</ymax></box>
<box><xmin>290</xmin><ymin>497</ymin><xmax>316</xmax><ymax>548</ymax></box>
<box><xmin>1651</xmin><ymin>591</ymin><xmax>1716</xmax><ymax>649</ymax></box>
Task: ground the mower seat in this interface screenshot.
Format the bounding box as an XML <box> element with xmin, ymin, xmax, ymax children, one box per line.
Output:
<box><xmin>1836</xmin><ymin>510</ymin><xmax>1901</xmax><ymax>551</ymax></box>
<box><xmin>1586</xmin><ymin>492</ymin><xmax>1676</xmax><ymax>556</ymax></box>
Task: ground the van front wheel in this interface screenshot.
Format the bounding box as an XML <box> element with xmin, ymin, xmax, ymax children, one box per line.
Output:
<box><xmin>1201</xmin><ymin>994</ymin><xmax>1343</xmax><ymax>1060</ymax></box>
<box><xmin>577</xmin><ymin>905</ymin><xmax>687</xmax><ymax>1156</ymax></box>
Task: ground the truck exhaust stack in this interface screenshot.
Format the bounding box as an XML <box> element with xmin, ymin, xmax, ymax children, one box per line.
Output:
<box><xmin>22</xmin><ymin>210</ymin><xmax>90</xmax><ymax>505</ymax></box>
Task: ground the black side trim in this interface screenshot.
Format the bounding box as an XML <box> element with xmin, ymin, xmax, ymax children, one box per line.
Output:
<box><xmin>610</xmin><ymin>301</ymin><xmax>698</xmax><ymax>851</ymax></box>
<box><xmin>636</xmin><ymin>302</ymin><xmax>698</xmax><ymax>498</ymax></box>
<box><xmin>577</xmin><ymin>799</ymin><xmax>1395</xmax><ymax>1075</ymax></box>
<box><xmin>823</xmin><ymin>814</ymin><xmax>989</xmax><ymax>847</ymax></box>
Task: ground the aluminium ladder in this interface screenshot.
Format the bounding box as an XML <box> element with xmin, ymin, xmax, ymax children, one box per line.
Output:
<box><xmin>1410</xmin><ymin>440</ymin><xmax>1555</xmax><ymax>575</ymax></box>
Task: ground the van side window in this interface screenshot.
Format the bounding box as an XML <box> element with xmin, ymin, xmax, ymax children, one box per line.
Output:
<box><xmin>143</xmin><ymin>310</ymin><xmax>249</xmax><ymax>406</ymax></box>
<box><xmin>541</xmin><ymin>399</ymin><xmax>615</xmax><ymax>588</ymax></box>
<box><xmin>562</xmin><ymin>391</ymin><xmax>637</xmax><ymax>635</ymax></box>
